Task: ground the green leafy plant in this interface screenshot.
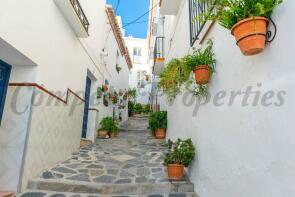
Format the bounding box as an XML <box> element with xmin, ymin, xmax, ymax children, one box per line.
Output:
<box><xmin>142</xmin><ymin>104</ymin><xmax>151</xmax><ymax>114</ymax></box>
<box><xmin>97</xmin><ymin>86</ymin><xmax>103</xmax><ymax>99</ymax></box>
<box><xmin>133</xmin><ymin>103</ymin><xmax>143</xmax><ymax>114</ymax></box>
<box><xmin>182</xmin><ymin>39</ymin><xmax>216</xmax><ymax>74</ymax></box>
<box><xmin>128</xmin><ymin>88</ymin><xmax>137</xmax><ymax>102</ymax></box>
<box><xmin>148</xmin><ymin>111</ymin><xmax>167</xmax><ymax>132</ymax></box>
<box><xmin>163</xmin><ymin>139</ymin><xmax>196</xmax><ymax>167</ymax></box>
<box><xmin>99</xmin><ymin>117</ymin><xmax>118</xmax><ymax>133</ymax></box>
<box><xmin>205</xmin><ymin>0</ymin><xmax>283</xmax><ymax>30</ymax></box>
<box><xmin>128</xmin><ymin>101</ymin><xmax>135</xmax><ymax>117</ymax></box>
<box><xmin>158</xmin><ymin>59</ymin><xmax>191</xmax><ymax>101</ymax></box>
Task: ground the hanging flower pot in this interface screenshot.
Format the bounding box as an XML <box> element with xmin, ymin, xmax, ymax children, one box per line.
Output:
<box><xmin>103</xmin><ymin>85</ymin><xmax>108</xmax><ymax>92</ymax></box>
<box><xmin>231</xmin><ymin>17</ymin><xmax>269</xmax><ymax>56</ymax></box>
<box><xmin>155</xmin><ymin>128</ymin><xmax>166</xmax><ymax>139</ymax></box>
<box><xmin>167</xmin><ymin>164</ymin><xmax>185</xmax><ymax>181</ymax></box>
<box><xmin>193</xmin><ymin>65</ymin><xmax>210</xmax><ymax>85</ymax></box>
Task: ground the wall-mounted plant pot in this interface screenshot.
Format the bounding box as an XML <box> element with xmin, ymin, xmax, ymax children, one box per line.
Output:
<box><xmin>97</xmin><ymin>130</ymin><xmax>108</xmax><ymax>138</ymax></box>
<box><xmin>155</xmin><ymin>128</ymin><xmax>166</xmax><ymax>139</ymax></box>
<box><xmin>231</xmin><ymin>17</ymin><xmax>269</xmax><ymax>56</ymax></box>
<box><xmin>194</xmin><ymin>65</ymin><xmax>209</xmax><ymax>85</ymax></box>
<box><xmin>103</xmin><ymin>85</ymin><xmax>109</xmax><ymax>92</ymax></box>
<box><xmin>167</xmin><ymin>164</ymin><xmax>184</xmax><ymax>181</ymax></box>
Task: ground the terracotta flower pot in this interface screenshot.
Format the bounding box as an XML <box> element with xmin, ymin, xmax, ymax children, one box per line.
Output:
<box><xmin>103</xmin><ymin>85</ymin><xmax>108</xmax><ymax>92</ymax></box>
<box><xmin>97</xmin><ymin>130</ymin><xmax>108</xmax><ymax>138</ymax></box>
<box><xmin>231</xmin><ymin>17</ymin><xmax>269</xmax><ymax>56</ymax></box>
<box><xmin>167</xmin><ymin>164</ymin><xmax>185</xmax><ymax>181</ymax></box>
<box><xmin>109</xmin><ymin>132</ymin><xmax>117</xmax><ymax>138</ymax></box>
<box><xmin>194</xmin><ymin>65</ymin><xmax>209</xmax><ymax>85</ymax></box>
<box><xmin>155</xmin><ymin>128</ymin><xmax>166</xmax><ymax>139</ymax></box>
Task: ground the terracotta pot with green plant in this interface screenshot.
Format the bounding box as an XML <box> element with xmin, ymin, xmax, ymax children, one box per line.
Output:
<box><xmin>183</xmin><ymin>40</ymin><xmax>216</xmax><ymax>85</ymax></box>
<box><xmin>208</xmin><ymin>0</ymin><xmax>282</xmax><ymax>55</ymax></box>
<box><xmin>98</xmin><ymin>117</ymin><xmax>118</xmax><ymax>138</ymax></box>
<box><xmin>148</xmin><ymin>111</ymin><xmax>167</xmax><ymax>139</ymax></box>
<box><xmin>164</xmin><ymin>139</ymin><xmax>196</xmax><ymax>181</ymax></box>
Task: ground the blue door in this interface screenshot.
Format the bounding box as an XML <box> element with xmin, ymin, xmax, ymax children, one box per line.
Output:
<box><xmin>0</xmin><ymin>59</ymin><xmax>11</xmax><ymax>124</ymax></box>
<box><xmin>82</xmin><ymin>76</ymin><xmax>91</xmax><ymax>138</ymax></box>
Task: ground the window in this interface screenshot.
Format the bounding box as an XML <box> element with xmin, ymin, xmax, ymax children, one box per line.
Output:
<box><xmin>0</xmin><ymin>59</ymin><xmax>11</xmax><ymax>124</ymax></box>
<box><xmin>133</xmin><ymin>47</ymin><xmax>142</xmax><ymax>56</ymax></box>
<box><xmin>189</xmin><ymin>0</ymin><xmax>214</xmax><ymax>46</ymax></box>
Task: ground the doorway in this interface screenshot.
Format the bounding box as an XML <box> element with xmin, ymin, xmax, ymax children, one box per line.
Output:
<box><xmin>81</xmin><ymin>76</ymin><xmax>91</xmax><ymax>138</ymax></box>
<box><xmin>0</xmin><ymin>59</ymin><xmax>11</xmax><ymax>124</ymax></box>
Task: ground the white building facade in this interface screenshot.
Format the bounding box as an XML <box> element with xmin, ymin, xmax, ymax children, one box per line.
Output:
<box><xmin>0</xmin><ymin>0</ymin><xmax>131</xmax><ymax>192</ymax></box>
<box><xmin>125</xmin><ymin>37</ymin><xmax>152</xmax><ymax>104</ymax></box>
<box><xmin>149</xmin><ymin>0</ymin><xmax>295</xmax><ymax>197</ymax></box>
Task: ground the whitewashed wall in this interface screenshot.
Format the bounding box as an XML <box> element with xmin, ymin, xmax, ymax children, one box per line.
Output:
<box><xmin>21</xmin><ymin>88</ymin><xmax>84</xmax><ymax>190</ymax></box>
<box><xmin>0</xmin><ymin>0</ymin><xmax>130</xmax><ymax>192</ymax></box>
<box><xmin>160</xmin><ymin>0</ymin><xmax>295</xmax><ymax>197</ymax></box>
<box><xmin>0</xmin><ymin>87</ymin><xmax>34</xmax><ymax>191</ymax></box>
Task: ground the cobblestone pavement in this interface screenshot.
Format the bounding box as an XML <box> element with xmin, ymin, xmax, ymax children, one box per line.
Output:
<box><xmin>38</xmin><ymin>132</ymin><xmax>169</xmax><ymax>185</ymax></box>
<box><xmin>18</xmin><ymin>117</ymin><xmax>197</xmax><ymax>197</ymax></box>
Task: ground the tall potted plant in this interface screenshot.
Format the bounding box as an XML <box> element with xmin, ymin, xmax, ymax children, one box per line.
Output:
<box><xmin>99</xmin><ymin>117</ymin><xmax>118</xmax><ymax>137</ymax></box>
<box><xmin>148</xmin><ymin>111</ymin><xmax>167</xmax><ymax>139</ymax></box>
<box><xmin>98</xmin><ymin>117</ymin><xmax>118</xmax><ymax>138</ymax></box>
<box><xmin>208</xmin><ymin>0</ymin><xmax>282</xmax><ymax>55</ymax></box>
<box><xmin>164</xmin><ymin>139</ymin><xmax>196</xmax><ymax>181</ymax></box>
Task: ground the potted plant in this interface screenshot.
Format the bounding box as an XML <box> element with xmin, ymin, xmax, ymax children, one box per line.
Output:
<box><xmin>128</xmin><ymin>101</ymin><xmax>135</xmax><ymax>117</ymax></box>
<box><xmin>209</xmin><ymin>0</ymin><xmax>282</xmax><ymax>55</ymax></box>
<box><xmin>164</xmin><ymin>139</ymin><xmax>196</xmax><ymax>181</ymax></box>
<box><xmin>97</xmin><ymin>86</ymin><xmax>103</xmax><ymax>99</ymax></box>
<box><xmin>103</xmin><ymin>94</ymin><xmax>109</xmax><ymax>107</ymax></box>
<box><xmin>116</xmin><ymin>64</ymin><xmax>122</xmax><ymax>73</ymax></box>
<box><xmin>103</xmin><ymin>84</ymin><xmax>108</xmax><ymax>92</ymax></box>
<box><xmin>182</xmin><ymin>40</ymin><xmax>216</xmax><ymax>85</ymax></box>
<box><xmin>148</xmin><ymin>111</ymin><xmax>167</xmax><ymax>139</ymax></box>
<box><xmin>98</xmin><ymin>117</ymin><xmax>118</xmax><ymax>138</ymax></box>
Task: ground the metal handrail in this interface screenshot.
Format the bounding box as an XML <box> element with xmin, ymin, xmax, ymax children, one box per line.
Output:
<box><xmin>154</xmin><ymin>36</ymin><xmax>165</xmax><ymax>60</ymax></box>
<box><xmin>70</xmin><ymin>0</ymin><xmax>90</xmax><ymax>33</ymax></box>
<box><xmin>189</xmin><ymin>0</ymin><xmax>214</xmax><ymax>46</ymax></box>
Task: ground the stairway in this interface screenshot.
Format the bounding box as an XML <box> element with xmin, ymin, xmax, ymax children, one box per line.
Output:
<box><xmin>18</xmin><ymin>118</ymin><xmax>198</xmax><ymax>197</ymax></box>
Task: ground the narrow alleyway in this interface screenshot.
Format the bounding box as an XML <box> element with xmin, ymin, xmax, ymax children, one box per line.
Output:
<box><xmin>18</xmin><ymin>117</ymin><xmax>197</xmax><ymax>197</ymax></box>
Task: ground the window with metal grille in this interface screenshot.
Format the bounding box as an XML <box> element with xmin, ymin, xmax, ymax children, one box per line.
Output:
<box><xmin>189</xmin><ymin>0</ymin><xmax>214</xmax><ymax>46</ymax></box>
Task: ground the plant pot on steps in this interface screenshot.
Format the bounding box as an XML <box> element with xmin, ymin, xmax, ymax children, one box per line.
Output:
<box><xmin>167</xmin><ymin>164</ymin><xmax>185</xmax><ymax>181</ymax></box>
<box><xmin>155</xmin><ymin>128</ymin><xmax>166</xmax><ymax>139</ymax></box>
<box><xmin>231</xmin><ymin>17</ymin><xmax>269</xmax><ymax>56</ymax></box>
<box><xmin>109</xmin><ymin>132</ymin><xmax>117</xmax><ymax>138</ymax></box>
<box><xmin>97</xmin><ymin>130</ymin><xmax>108</xmax><ymax>138</ymax></box>
<box><xmin>194</xmin><ymin>65</ymin><xmax>209</xmax><ymax>85</ymax></box>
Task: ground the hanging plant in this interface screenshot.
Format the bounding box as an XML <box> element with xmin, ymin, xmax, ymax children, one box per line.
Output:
<box><xmin>102</xmin><ymin>84</ymin><xmax>108</xmax><ymax>92</ymax></box>
<box><xmin>103</xmin><ymin>94</ymin><xmax>109</xmax><ymax>107</ymax></box>
<box><xmin>123</xmin><ymin>93</ymin><xmax>128</xmax><ymax>100</ymax></box>
<box><xmin>204</xmin><ymin>0</ymin><xmax>283</xmax><ymax>55</ymax></box>
<box><xmin>116</xmin><ymin>64</ymin><xmax>122</xmax><ymax>73</ymax></box>
<box><xmin>182</xmin><ymin>39</ymin><xmax>216</xmax><ymax>85</ymax></box>
<box><xmin>157</xmin><ymin>59</ymin><xmax>191</xmax><ymax>101</ymax></box>
<box><xmin>97</xmin><ymin>86</ymin><xmax>103</xmax><ymax>99</ymax></box>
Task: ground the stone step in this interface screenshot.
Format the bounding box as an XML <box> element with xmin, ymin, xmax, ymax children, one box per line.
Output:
<box><xmin>18</xmin><ymin>190</ymin><xmax>198</xmax><ymax>197</ymax></box>
<box><xmin>27</xmin><ymin>180</ymin><xmax>194</xmax><ymax>195</ymax></box>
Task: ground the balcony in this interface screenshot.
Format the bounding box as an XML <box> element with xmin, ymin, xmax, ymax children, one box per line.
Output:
<box><xmin>160</xmin><ymin>0</ymin><xmax>181</xmax><ymax>15</ymax></box>
<box><xmin>153</xmin><ymin>37</ymin><xmax>165</xmax><ymax>75</ymax></box>
<box><xmin>54</xmin><ymin>0</ymin><xmax>90</xmax><ymax>37</ymax></box>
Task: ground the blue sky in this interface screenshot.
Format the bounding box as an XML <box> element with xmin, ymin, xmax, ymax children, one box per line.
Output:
<box><xmin>106</xmin><ymin>0</ymin><xmax>150</xmax><ymax>38</ymax></box>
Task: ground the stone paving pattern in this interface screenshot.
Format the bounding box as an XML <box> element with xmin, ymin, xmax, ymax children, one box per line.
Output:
<box><xmin>18</xmin><ymin>117</ymin><xmax>197</xmax><ymax>197</ymax></box>
<box><xmin>38</xmin><ymin>132</ymin><xmax>169</xmax><ymax>185</ymax></box>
